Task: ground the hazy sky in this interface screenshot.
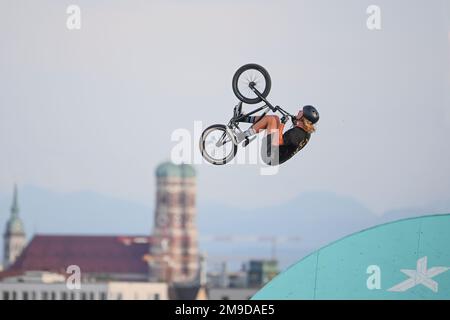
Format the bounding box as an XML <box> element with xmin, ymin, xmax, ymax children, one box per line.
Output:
<box><xmin>1</xmin><ymin>0</ymin><xmax>449</xmax><ymax>215</ymax></box>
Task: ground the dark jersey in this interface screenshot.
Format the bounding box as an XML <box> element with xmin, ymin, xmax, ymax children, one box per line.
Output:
<box><xmin>262</xmin><ymin>127</ymin><xmax>311</xmax><ymax>166</ymax></box>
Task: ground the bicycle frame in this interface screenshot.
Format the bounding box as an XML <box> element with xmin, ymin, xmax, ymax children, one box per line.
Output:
<box><xmin>228</xmin><ymin>86</ymin><xmax>295</xmax><ymax>131</ymax></box>
<box><xmin>215</xmin><ymin>86</ymin><xmax>296</xmax><ymax>148</ymax></box>
<box><xmin>251</xmin><ymin>83</ymin><xmax>295</xmax><ymax>117</ymax></box>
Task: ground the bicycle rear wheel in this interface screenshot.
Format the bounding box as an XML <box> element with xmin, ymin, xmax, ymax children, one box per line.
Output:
<box><xmin>199</xmin><ymin>124</ymin><xmax>237</xmax><ymax>165</ymax></box>
<box><xmin>232</xmin><ymin>64</ymin><xmax>271</xmax><ymax>104</ymax></box>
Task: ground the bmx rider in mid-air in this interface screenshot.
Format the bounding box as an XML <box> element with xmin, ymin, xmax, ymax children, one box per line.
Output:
<box><xmin>199</xmin><ymin>64</ymin><xmax>320</xmax><ymax>166</ymax></box>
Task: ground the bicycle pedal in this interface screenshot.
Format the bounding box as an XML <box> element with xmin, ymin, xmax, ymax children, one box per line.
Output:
<box><xmin>242</xmin><ymin>136</ymin><xmax>257</xmax><ymax>148</ymax></box>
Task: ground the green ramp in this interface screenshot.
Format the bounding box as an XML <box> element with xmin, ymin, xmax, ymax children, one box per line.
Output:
<box><xmin>252</xmin><ymin>214</ymin><xmax>450</xmax><ymax>300</ymax></box>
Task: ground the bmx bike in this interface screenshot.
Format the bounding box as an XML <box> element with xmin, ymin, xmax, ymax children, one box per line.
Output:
<box><xmin>199</xmin><ymin>64</ymin><xmax>296</xmax><ymax>165</ymax></box>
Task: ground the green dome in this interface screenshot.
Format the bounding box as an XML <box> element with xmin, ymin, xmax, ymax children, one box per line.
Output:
<box><xmin>156</xmin><ymin>162</ymin><xmax>181</xmax><ymax>177</ymax></box>
<box><xmin>6</xmin><ymin>216</ymin><xmax>25</xmax><ymax>235</ymax></box>
<box><xmin>156</xmin><ymin>162</ymin><xmax>196</xmax><ymax>178</ymax></box>
<box><xmin>180</xmin><ymin>163</ymin><xmax>196</xmax><ymax>178</ymax></box>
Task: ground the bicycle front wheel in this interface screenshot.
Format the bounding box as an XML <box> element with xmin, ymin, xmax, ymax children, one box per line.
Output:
<box><xmin>199</xmin><ymin>124</ymin><xmax>237</xmax><ymax>165</ymax></box>
<box><xmin>232</xmin><ymin>63</ymin><xmax>271</xmax><ymax>104</ymax></box>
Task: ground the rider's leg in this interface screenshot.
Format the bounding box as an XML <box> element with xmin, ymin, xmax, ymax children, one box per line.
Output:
<box><xmin>253</xmin><ymin>116</ymin><xmax>282</xmax><ymax>147</ymax></box>
<box><xmin>237</xmin><ymin>115</ymin><xmax>282</xmax><ymax>144</ymax></box>
<box><xmin>252</xmin><ymin>115</ymin><xmax>279</xmax><ymax>132</ymax></box>
<box><xmin>260</xmin><ymin>117</ymin><xmax>283</xmax><ymax>165</ymax></box>
<box><xmin>240</xmin><ymin>116</ymin><xmax>261</xmax><ymax>123</ymax></box>
<box><xmin>236</xmin><ymin>116</ymin><xmax>262</xmax><ymax>142</ymax></box>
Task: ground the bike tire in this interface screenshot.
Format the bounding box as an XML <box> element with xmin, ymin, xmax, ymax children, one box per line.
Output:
<box><xmin>199</xmin><ymin>124</ymin><xmax>238</xmax><ymax>165</ymax></box>
<box><xmin>232</xmin><ymin>63</ymin><xmax>272</xmax><ymax>104</ymax></box>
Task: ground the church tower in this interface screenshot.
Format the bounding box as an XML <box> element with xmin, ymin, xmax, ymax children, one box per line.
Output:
<box><xmin>3</xmin><ymin>185</ymin><xmax>26</xmax><ymax>269</ymax></box>
<box><xmin>149</xmin><ymin>162</ymin><xmax>199</xmax><ymax>284</ymax></box>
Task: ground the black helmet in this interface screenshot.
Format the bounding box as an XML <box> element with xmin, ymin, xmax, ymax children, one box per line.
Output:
<box><xmin>302</xmin><ymin>105</ymin><xmax>320</xmax><ymax>124</ymax></box>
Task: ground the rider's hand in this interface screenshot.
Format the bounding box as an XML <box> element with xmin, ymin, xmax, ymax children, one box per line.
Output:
<box><xmin>281</xmin><ymin>115</ymin><xmax>289</xmax><ymax>124</ymax></box>
<box><xmin>291</xmin><ymin>115</ymin><xmax>298</xmax><ymax>125</ymax></box>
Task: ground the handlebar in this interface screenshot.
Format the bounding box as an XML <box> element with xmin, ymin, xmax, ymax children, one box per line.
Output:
<box><xmin>273</xmin><ymin>105</ymin><xmax>295</xmax><ymax>118</ymax></box>
<box><xmin>249</xmin><ymin>83</ymin><xmax>296</xmax><ymax>121</ymax></box>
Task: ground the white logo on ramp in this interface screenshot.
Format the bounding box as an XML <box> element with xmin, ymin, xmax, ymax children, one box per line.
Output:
<box><xmin>388</xmin><ymin>256</ymin><xmax>449</xmax><ymax>293</ymax></box>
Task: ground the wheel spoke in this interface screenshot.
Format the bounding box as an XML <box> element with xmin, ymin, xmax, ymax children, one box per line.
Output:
<box><xmin>203</xmin><ymin>128</ymin><xmax>234</xmax><ymax>162</ymax></box>
<box><xmin>232</xmin><ymin>66</ymin><xmax>270</xmax><ymax>104</ymax></box>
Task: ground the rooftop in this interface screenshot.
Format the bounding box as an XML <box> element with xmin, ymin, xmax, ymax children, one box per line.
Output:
<box><xmin>2</xmin><ymin>235</ymin><xmax>153</xmax><ymax>280</ymax></box>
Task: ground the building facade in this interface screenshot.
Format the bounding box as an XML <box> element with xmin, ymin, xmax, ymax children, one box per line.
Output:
<box><xmin>0</xmin><ymin>162</ymin><xmax>200</xmax><ymax>297</ymax></box>
<box><xmin>149</xmin><ymin>162</ymin><xmax>199</xmax><ymax>284</ymax></box>
<box><xmin>247</xmin><ymin>260</ymin><xmax>279</xmax><ymax>288</ymax></box>
<box><xmin>0</xmin><ymin>271</ymin><xmax>168</xmax><ymax>300</ymax></box>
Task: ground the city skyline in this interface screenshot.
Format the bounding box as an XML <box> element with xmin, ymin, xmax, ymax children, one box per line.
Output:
<box><xmin>2</xmin><ymin>180</ymin><xmax>448</xmax><ymax>270</ymax></box>
<box><xmin>0</xmin><ymin>164</ymin><xmax>274</xmax><ymax>300</ymax></box>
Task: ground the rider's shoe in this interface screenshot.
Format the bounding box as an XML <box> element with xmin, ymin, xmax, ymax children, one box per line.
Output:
<box><xmin>242</xmin><ymin>136</ymin><xmax>257</xmax><ymax>148</ymax></box>
<box><xmin>237</xmin><ymin>128</ymin><xmax>256</xmax><ymax>143</ymax></box>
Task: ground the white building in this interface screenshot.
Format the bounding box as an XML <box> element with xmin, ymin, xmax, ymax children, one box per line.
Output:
<box><xmin>0</xmin><ymin>271</ymin><xmax>168</xmax><ymax>300</ymax></box>
<box><xmin>208</xmin><ymin>288</ymin><xmax>258</xmax><ymax>300</ymax></box>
